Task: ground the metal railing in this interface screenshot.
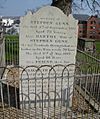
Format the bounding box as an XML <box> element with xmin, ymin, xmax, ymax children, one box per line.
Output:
<box><xmin>0</xmin><ymin>37</ymin><xmax>99</xmax><ymax>118</ymax></box>
<box><xmin>76</xmin><ymin>49</ymin><xmax>100</xmax><ymax>74</ymax></box>
<box><xmin>0</xmin><ymin>64</ymin><xmax>100</xmax><ymax>119</ymax></box>
<box><xmin>5</xmin><ymin>37</ymin><xmax>19</xmax><ymax>65</ymax></box>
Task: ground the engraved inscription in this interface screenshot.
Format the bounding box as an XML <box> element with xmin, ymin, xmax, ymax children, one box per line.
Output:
<box><xmin>19</xmin><ymin>6</ymin><xmax>78</xmax><ymax>108</ymax></box>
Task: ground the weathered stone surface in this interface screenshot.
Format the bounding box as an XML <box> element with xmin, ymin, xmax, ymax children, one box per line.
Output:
<box><xmin>19</xmin><ymin>6</ymin><xmax>78</xmax><ymax>67</ymax></box>
<box><xmin>19</xmin><ymin>6</ymin><xmax>78</xmax><ymax>108</ymax></box>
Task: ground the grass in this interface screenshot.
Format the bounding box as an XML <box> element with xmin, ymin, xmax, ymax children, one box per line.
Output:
<box><xmin>5</xmin><ymin>35</ymin><xmax>19</xmax><ymax>65</ymax></box>
<box><xmin>76</xmin><ymin>51</ymin><xmax>100</xmax><ymax>73</ymax></box>
<box><xmin>95</xmin><ymin>41</ymin><xmax>100</xmax><ymax>52</ymax></box>
<box><xmin>77</xmin><ymin>41</ymin><xmax>100</xmax><ymax>73</ymax></box>
<box><xmin>5</xmin><ymin>35</ymin><xmax>19</xmax><ymax>40</ymax></box>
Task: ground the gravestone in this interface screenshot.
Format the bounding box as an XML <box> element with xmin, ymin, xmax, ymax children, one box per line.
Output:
<box><xmin>19</xmin><ymin>6</ymin><xmax>78</xmax><ymax>109</ymax></box>
<box><xmin>0</xmin><ymin>21</ymin><xmax>5</xmax><ymax>77</ymax></box>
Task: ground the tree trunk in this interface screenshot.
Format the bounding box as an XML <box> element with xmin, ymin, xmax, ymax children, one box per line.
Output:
<box><xmin>51</xmin><ymin>0</ymin><xmax>72</xmax><ymax>15</ymax></box>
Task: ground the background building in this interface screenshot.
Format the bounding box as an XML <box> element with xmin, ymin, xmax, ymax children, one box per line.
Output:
<box><xmin>73</xmin><ymin>14</ymin><xmax>89</xmax><ymax>38</ymax></box>
<box><xmin>87</xmin><ymin>15</ymin><xmax>100</xmax><ymax>40</ymax></box>
<box><xmin>74</xmin><ymin>14</ymin><xmax>100</xmax><ymax>41</ymax></box>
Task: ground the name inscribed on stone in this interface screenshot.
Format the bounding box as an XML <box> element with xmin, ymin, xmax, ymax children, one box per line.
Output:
<box><xmin>19</xmin><ymin>6</ymin><xmax>78</xmax><ymax>66</ymax></box>
<box><xmin>19</xmin><ymin>6</ymin><xmax>78</xmax><ymax>108</ymax></box>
